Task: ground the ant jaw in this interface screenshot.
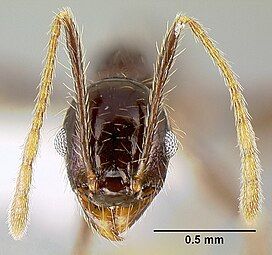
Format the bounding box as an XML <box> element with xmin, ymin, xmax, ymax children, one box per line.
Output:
<box><xmin>77</xmin><ymin>189</ymin><xmax>155</xmax><ymax>241</ymax></box>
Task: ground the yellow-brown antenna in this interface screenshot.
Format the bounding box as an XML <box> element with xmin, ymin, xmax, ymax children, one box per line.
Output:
<box><xmin>136</xmin><ymin>14</ymin><xmax>262</xmax><ymax>223</ymax></box>
<box><xmin>176</xmin><ymin>16</ymin><xmax>263</xmax><ymax>223</ymax></box>
<box><xmin>8</xmin><ymin>8</ymin><xmax>95</xmax><ymax>239</ymax></box>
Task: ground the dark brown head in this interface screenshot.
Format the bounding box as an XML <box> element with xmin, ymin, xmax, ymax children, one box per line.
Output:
<box><xmin>54</xmin><ymin>50</ymin><xmax>178</xmax><ymax>240</ymax></box>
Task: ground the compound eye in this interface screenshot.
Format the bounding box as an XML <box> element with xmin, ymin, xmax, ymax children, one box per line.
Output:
<box><xmin>54</xmin><ymin>128</ymin><xmax>67</xmax><ymax>157</ymax></box>
<box><xmin>164</xmin><ymin>130</ymin><xmax>179</xmax><ymax>158</ymax></box>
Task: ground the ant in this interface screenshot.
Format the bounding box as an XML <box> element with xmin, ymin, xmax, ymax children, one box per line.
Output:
<box><xmin>8</xmin><ymin>7</ymin><xmax>262</xmax><ymax>244</ymax></box>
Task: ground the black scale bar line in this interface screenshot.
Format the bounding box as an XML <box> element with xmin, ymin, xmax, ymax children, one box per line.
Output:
<box><xmin>154</xmin><ymin>229</ymin><xmax>256</xmax><ymax>233</ymax></box>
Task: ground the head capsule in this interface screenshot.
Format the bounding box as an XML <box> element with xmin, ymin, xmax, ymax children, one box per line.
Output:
<box><xmin>55</xmin><ymin>50</ymin><xmax>178</xmax><ymax>241</ymax></box>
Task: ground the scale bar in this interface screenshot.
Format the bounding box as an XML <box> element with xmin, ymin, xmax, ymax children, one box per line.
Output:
<box><xmin>154</xmin><ymin>229</ymin><xmax>256</xmax><ymax>233</ymax></box>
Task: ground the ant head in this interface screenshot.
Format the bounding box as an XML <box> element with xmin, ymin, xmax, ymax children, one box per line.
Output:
<box><xmin>55</xmin><ymin>77</ymin><xmax>178</xmax><ymax>240</ymax></box>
